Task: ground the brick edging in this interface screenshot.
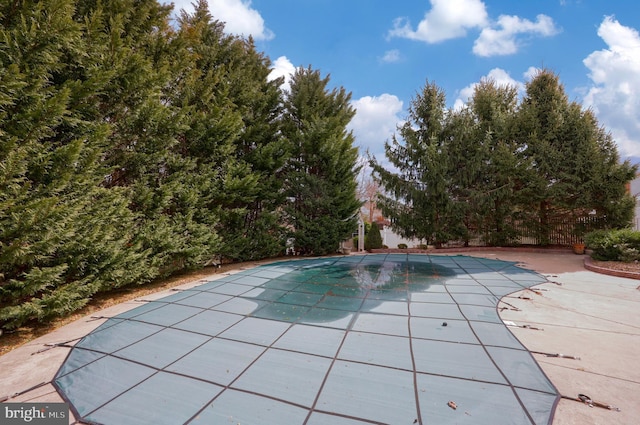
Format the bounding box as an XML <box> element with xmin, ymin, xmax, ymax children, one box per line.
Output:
<box><xmin>583</xmin><ymin>256</ymin><xmax>640</xmax><ymax>280</ymax></box>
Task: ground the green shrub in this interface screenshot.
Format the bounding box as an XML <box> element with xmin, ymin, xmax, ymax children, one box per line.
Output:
<box><xmin>364</xmin><ymin>223</ymin><xmax>383</xmax><ymax>251</ymax></box>
<box><xmin>585</xmin><ymin>228</ymin><xmax>640</xmax><ymax>262</ymax></box>
<box><xmin>398</xmin><ymin>243</ymin><xmax>408</xmax><ymax>249</ymax></box>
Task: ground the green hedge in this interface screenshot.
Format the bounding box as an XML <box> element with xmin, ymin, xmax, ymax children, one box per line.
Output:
<box><xmin>585</xmin><ymin>229</ymin><xmax>640</xmax><ymax>262</ymax></box>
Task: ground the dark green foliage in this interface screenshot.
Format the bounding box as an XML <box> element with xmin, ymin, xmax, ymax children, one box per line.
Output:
<box><xmin>364</xmin><ymin>223</ymin><xmax>383</xmax><ymax>251</ymax></box>
<box><xmin>585</xmin><ymin>229</ymin><xmax>640</xmax><ymax>262</ymax></box>
<box><xmin>282</xmin><ymin>67</ymin><xmax>362</xmax><ymax>255</ymax></box>
<box><xmin>0</xmin><ymin>0</ymin><xmax>363</xmax><ymax>329</ymax></box>
<box><xmin>91</xmin><ymin>0</ymin><xmax>224</xmax><ymax>274</ymax></box>
<box><xmin>0</xmin><ymin>0</ymin><xmax>154</xmax><ymax>328</ymax></box>
<box><xmin>516</xmin><ymin>70</ymin><xmax>637</xmax><ymax>243</ymax></box>
<box><xmin>371</xmin><ymin>72</ymin><xmax>636</xmax><ymax>248</ymax></box>
<box><xmin>160</xmin><ymin>1</ymin><xmax>289</xmax><ymax>262</ymax></box>
<box><xmin>464</xmin><ymin>80</ymin><xmax>522</xmax><ymax>246</ymax></box>
<box><xmin>370</xmin><ymin>82</ymin><xmax>467</xmax><ymax>247</ymax></box>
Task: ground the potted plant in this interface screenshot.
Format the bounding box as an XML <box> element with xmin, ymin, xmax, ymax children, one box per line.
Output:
<box><xmin>572</xmin><ymin>220</ymin><xmax>587</xmax><ymax>255</ymax></box>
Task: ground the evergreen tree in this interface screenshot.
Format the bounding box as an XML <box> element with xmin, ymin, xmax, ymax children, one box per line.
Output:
<box><xmin>465</xmin><ymin>79</ymin><xmax>523</xmax><ymax>245</ymax></box>
<box><xmin>85</xmin><ymin>0</ymin><xmax>222</xmax><ymax>274</ymax></box>
<box><xmin>517</xmin><ymin>70</ymin><xmax>637</xmax><ymax>242</ymax></box>
<box><xmin>440</xmin><ymin>106</ymin><xmax>477</xmax><ymax>245</ymax></box>
<box><xmin>282</xmin><ymin>67</ymin><xmax>361</xmax><ymax>255</ymax></box>
<box><xmin>0</xmin><ymin>0</ymin><xmax>153</xmax><ymax>328</ymax></box>
<box><xmin>221</xmin><ymin>44</ymin><xmax>289</xmax><ymax>261</ymax></box>
<box><xmin>370</xmin><ymin>81</ymin><xmax>464</xmax><ymax>246</ymax></box>
<box><xmin>180</xmin><ymin>3</ymin><xmax>289</xmax><ymax>261</ymax></box>
<box><xmin>364</xmin><ymin>222</ymin><xmax>383</xmax><ymax>251</ymax></box>
<box><xmin>370</xmin><ymin>72</ymin><xmax>635</xmax><ymax>248</ymax></box>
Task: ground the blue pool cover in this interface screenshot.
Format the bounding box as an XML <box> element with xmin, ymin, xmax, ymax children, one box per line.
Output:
<box><xmin>54</xmin><ymin>254</ymin><xmax>559</xmax><ymax>424</ymax></box>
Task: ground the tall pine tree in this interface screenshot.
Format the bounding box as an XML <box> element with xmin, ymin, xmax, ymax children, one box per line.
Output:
<box><xmin>371</xmin><ymin>81</ymin><xmax>465</xmax><ymax>246</ymax></box>
<box><xmin>466</xmin><ymin>79</ymin><xmax>523</xmax><ymax>245</ymax></box>
<box><xmin>282</xmin><ymin>67</ymin><xmax>361</xmax><ymax>255</ymax></box>
<box><xmin>175</xmin><ymin>2</ymin><xmax>289</xmax><ymax>261</ymax></box>
<box><xmin>219</xmin><ymin>42</ymin><xmax>289</xmax><ymax>261</ymax></box>
<box><xmin>517</xmin><ymin>70</ymin><xmax>636</xmax><ymax>242</ymax></box>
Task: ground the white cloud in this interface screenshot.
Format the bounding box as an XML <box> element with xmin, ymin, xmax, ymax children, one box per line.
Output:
<box><xmin>348</xmin><ymin>94</ymin><xmax>404</xmax><ymax>156</ymax></box>
<box><xmin>380</xmin><ymin>49</ymin><xmax>401</xmax><ymax>63</ymax></box>
<box><xmin>389</xmin><ymin>0</ymin><xmax>488</xmax><ymax>43</ymax></box>
<box><xmin>170</xmin><ymin>0</ymin><xmax>274</xmax><ymax>40</ymax></box>
<box><xmin>473</xmin><ymin>14</ymin><xmax>558</xmax><ymax>57</ymax></box>
<box><xmin>524</xmin><ymin>66</ymin><xmax>540</xmax><ymax>81</ymax></box>
<box><xmin>268</xmin><ymin>56</ymin><xmax>296</xmax><ymax>92</ymax></box>
<box><xmin>453</xmin><ymin>68</ymin><xmax>525</xmax><ymax>110</ymax></box>
<box><xmin>583</xmin><ymin>16</ymin><xmax>640</xmax><ymax>158</ymax></box>
<box><xmin>388</xmin><ymin>1</ymin><xmax>558</xmax><ymax>57</ymax></box>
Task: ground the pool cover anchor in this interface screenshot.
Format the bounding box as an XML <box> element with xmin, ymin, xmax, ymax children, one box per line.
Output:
<box><xmin>31</xmin><ymin>335</ymin><xmax>83</xmax><ymax>355</ymax></box>
<box><xmin>503</xmin><ymin>320</ymin><xmax>544</xmax><ymax>331</ymax></box>
<box><xmin>527</xmin><ymin>287</ymin><xmax>546</xmax><ymax>296</ymax></box>
<box><xmin>88</xmin><ymin>315</ymin><xmax>112</xmax><ymax>321</ymax></box>
<box><xmin>499</xmin><ymin>300</ymin><xmax>521</xmax><ymax>311</ymax></box>
<box><xmin>0</xmin><ymin>381</ymin><xmax>49</xmax><ymax>402</ymax></box>
<box><xmin>562</xmin><ymin>394</ymin><xmax>621</xmax><ymax>412</ymax></box>
<box><xmin>530</xmin><ymin>350</ymin><xmax>580</xmax><ymax>360</ymax></box>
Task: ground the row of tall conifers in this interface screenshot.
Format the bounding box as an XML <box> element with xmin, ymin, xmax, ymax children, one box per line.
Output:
<box><xmin>0</xmin><ymin>0</ymin><xmax>361</xmax><ymax>329</ymax></box>
<box><xmin>369</xmin><ymin>76</ymin><xmax>637</xmax><ymax>248</ymax></box>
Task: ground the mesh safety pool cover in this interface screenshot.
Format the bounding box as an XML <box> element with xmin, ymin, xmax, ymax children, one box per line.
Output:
<box><xmin>54</xmin><ymin>254</ymin><xmax>559</xmax><ymax>424</ymax></box>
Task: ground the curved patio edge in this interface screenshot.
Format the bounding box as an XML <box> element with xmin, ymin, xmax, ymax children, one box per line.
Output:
<box><xmin>583</xmin><ymin>256</ymin><xmax>640</xmax><ymax>280</ymax></box>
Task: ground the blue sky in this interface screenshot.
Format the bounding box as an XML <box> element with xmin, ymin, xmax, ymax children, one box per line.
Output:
<box><xmin>169</xmin><ymin>0</ymin><xmax>640</xmax><ymax>165</ymax></box>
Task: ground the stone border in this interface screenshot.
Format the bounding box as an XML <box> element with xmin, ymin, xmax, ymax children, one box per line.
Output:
<box><xmin>583</xmin><ymin>256</ymin><xmax>640</xmax><ymax>280</ymax></box>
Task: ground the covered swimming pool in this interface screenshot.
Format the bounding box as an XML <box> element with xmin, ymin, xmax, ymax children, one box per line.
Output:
<box><xmin>54</xmin><ymin>254</ymin><xmax>559</xmax><ymax>424</ymax></box>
